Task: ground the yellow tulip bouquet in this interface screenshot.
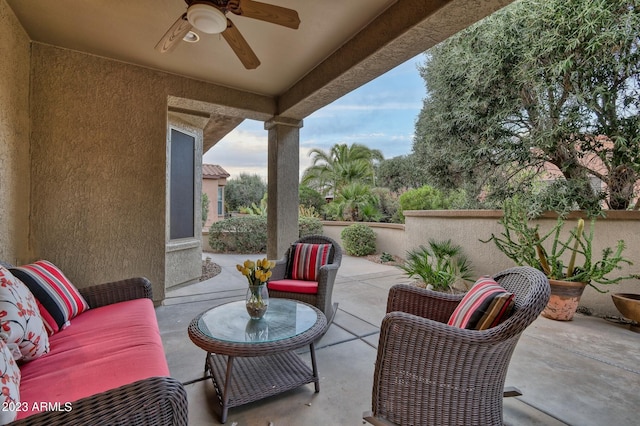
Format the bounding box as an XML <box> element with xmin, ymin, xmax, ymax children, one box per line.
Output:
<box><xmin>236</xmin><ymin>258</ymin><xmax>275</xmax><ymax>287</ymax></box>
<box><xmin>236</xmin><ymin>258</ymin><xmax>276</xmax><ymax>319</ymax></box>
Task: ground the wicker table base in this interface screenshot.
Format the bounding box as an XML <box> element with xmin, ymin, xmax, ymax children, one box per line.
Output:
<box><xmin>206</xmin><ymin>346</ymin><xmax>319</xmax><ymax>422</ymax></box>
<box><xmin>188</xmin><ymin>299</ymin><xmax>327</xmax><ymax>423</ymax></box>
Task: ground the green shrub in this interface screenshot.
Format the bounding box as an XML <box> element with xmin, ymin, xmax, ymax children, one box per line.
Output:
<box><xmin>380</xmin><ymin>252</ymin><xmax>395</xmax><ymax>263</ymax></box>
<box><xmin>209</xmin><ymin>216</ymin><xmax>267</xmax><ymax>253</ymax></box>
<box><xmin>397</xmin><ymin>185</ymin><xmax>466</xmax><ymax>222</ymax></box>
<box><xmin>208</xmin><ymin>216</ymin><xmax>324</xmax><ymax>252</ymax></box>
<box><xmin>299</xmin><ymin>185</ymin><xmax>325</xmax><ymax>211</ymax></box>
<box><xmin>299</xmin><ymin>216</ymin><xmax>323</xmax><ymax>237</ymax></box>
<box><xmin>398</xmin><ymin>239</ymin><xmax>473</xmax><ymax>292</ymax></box>
<box><xmin>341</xmin><ymin>223</ymin><xmax>376</xmax><ymax>256</ymax></box>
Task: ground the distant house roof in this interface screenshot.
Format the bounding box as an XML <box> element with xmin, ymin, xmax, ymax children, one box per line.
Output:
<box><xmin>203</xmin><ymin>164</ymin><xmax>230</xmax><ymax>179</ymax></box>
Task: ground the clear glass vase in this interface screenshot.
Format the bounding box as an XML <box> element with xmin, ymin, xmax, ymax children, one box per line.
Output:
<box><xmin>246</xmin><ymin>284</ymin><xmax>269</xmax><ymax>320</ymax></box>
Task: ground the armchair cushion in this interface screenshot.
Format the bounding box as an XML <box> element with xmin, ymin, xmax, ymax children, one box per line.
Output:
<box><xmin>267</xmin><ymin>279</ymin><xmax>318</xmax><ymax>294</ymax></box>
<box><xmin>288</xmin><ymin>243</ymin><xmax>332</xmax><ymax>281</ymax></box>
<box><xmin>447</xmin><ymin>276</ymin><xmax>514</xmax><ymax>330</ymax></box>
<box><xmin>10</xmin><ymin>260</ymin><xmax>90</xmax><ymax>335</ymax></box>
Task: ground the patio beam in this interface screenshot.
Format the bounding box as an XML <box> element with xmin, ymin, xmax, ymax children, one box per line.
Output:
<box><xmin>277</xmin><ymin>0</ymin><xmax>513</xmax><ymax>119</ymax></box>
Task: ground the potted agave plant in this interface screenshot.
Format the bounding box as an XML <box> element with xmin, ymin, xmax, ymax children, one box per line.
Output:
<box><xmin>486</xmin><ymin>197</ymin><xmax>635</xmax><ymax>321</ymax></box>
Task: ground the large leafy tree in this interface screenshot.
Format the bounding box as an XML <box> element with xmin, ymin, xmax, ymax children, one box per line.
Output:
<box><xmin>302</xmin><ymin>143</ymin><xmax>384</xmax><ymax>196</ymax></box>
<box><xmin>224</xmin><ymin>173</ymin><xmax>267</xmax><ymax>212</ymax></box>
<box><xmin>376</xmin><ymin>154</ymin><xmax>428</xmax><ymax>194</ymax></box>
<box><xmin>414</xmin><ymin>0</ymin><xmax>640</xmax><ymax>210</ymax></box>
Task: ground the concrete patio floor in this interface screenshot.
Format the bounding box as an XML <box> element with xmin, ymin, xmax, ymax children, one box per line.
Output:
<box><xmin>157</xmin><ymin>253</ymin><xmax>640</xmax><ymax>426</ymax></box>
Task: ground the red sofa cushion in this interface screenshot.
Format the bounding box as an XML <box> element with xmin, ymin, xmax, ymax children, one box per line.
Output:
<box><xmin>268</xmin><ymin>279</ymin><xmax>318</xmax><ymax>294</ymax></box>
<box><xmin>16</xmin><ymin>298</ymin><xmax>169</xmax><ymax>419</ymax></box>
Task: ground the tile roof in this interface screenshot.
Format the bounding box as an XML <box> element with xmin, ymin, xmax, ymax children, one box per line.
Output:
<box><xmin>202</xmin><ymin>164</ymin><xmax>230</xmax><ymax>179</ymax></box>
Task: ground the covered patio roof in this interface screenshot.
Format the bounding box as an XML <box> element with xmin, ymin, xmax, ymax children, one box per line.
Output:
<box><xmin>1</xmin><ymin>0</ymin><xmax>515</xmax><ymax>301</ymax></box>
<box><xmin>6</xmin><ymin>0</ymin><xmax>513</xmax><ymax>151</ymax></box>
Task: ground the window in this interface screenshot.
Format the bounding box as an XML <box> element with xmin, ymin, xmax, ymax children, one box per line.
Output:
<box><xmin>170</xmin><ymin>129</ymin><xmax>195</xmax><ymax>239</ymax></box>
<box><xmin>217</xmin><ymin>187</ymin><xmax>224</xmax><ymax>216</ymax></box>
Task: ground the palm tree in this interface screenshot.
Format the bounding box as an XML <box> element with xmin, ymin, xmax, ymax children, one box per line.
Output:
<box><xmin>329</xmin><ymin>182</ymin><xmax>381</xmax><ymax>221</ymax></box>
<box><xmin>302</xmin><ymin>143</ymin><xmax>384</xmax><ymax>196</ymax></box>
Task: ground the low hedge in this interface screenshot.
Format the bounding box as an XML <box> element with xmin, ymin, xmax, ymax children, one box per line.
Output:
<box><xmin>208</xmin><ymin>216</ymin><xmax>324</xmax><ymax>253</ymax></box>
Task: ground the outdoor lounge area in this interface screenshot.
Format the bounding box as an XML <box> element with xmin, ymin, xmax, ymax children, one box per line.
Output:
<box><xmin>3</xmin><ymin>1</ymin><xmax>640</xmax><ymax>424</ymax></box>
<box><xmin>158</xmin><ymin>253</ymin><xmax>640</xmax><ymax>425</ymax></box>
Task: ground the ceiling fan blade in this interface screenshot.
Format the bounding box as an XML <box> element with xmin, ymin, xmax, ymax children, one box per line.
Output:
<box><xmin>233</xmin><ymin>0</ymin><xmax>300</xmax><ymax>29</ymax></box>
<box><xmin>155</xmin><ymin>14</ymin><xmax>192</xmax><ymax>53</ymax></box>
<box><xmin>221</xmin><ymin>20</ymin><xmax>261</xmax><ymax>69</ymax></box>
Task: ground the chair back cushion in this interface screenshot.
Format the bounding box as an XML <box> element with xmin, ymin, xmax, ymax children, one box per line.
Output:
<box><xmin>448</xmin><ymin>276</ymin><xmax>515</xmax><ymax>330</ymax></box>
<box><xmin>10</xmin><ymin>260</ymin><xmax>90</xmax><ymax>335</ymax></box>
<box><xmin>288</xmin><ymin>243</ymin><xmax>332</xmax><ymax>281</ymax></box>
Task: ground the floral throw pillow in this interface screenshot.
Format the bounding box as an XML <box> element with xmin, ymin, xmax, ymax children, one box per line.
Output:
<box><xmin>0</xmin><ymin>266</ymin><xmax>50</xmax><ymax>361</ymax></box>
<box><xmin>0</xmin><ymin>338</ymin><xmax>20</xmax><ymax>424</ymax></box>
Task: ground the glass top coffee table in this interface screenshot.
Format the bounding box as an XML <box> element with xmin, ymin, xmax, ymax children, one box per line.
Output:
<box><xmin>188</xmin><ymin>299</ymin><xmax>327</xmax><ymax>423</ymax></box>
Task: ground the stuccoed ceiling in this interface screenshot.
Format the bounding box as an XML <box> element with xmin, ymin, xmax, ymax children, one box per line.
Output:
<box><xmin>6</xmin><ymin>0</ymin><xmax>513</xmax><ymax>122</ymax></box>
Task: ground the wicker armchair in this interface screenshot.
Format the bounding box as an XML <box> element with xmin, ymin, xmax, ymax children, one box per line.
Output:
<box><xmin>363</xmin><ymin>266</ymin><xmax>550</xmax><ymax>426</ymax></box>
<box><xmin>267</xmin><ymin>235</ymin><xmax>342</xmax><ymax>325</ymax></box>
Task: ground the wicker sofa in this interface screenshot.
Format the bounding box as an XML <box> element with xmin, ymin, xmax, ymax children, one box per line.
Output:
<box><xmin>8</xmin><ymin>276</ymin><xmax>188</xmax><ymax>426</ymax></box>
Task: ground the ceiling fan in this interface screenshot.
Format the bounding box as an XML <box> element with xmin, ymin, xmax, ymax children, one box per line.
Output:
<box><xmin>155</xmin><ymin>0</ymin><xmax>300</xmax><ymax>70</ymax></box>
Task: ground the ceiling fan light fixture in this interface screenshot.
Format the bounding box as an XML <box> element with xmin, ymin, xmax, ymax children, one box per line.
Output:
<box><xmin>187</xmin><ymin>4</ymin><xmax>227</xmax><ymax>34</ymax></box>
<box><xmin>183</xmin><ymin>31</ymin><xmax>200</xmax><ymax>43</ymax></box>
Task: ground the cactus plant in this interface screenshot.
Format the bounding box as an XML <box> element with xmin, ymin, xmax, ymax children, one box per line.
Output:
<box><xmin>485</xmin><ymin>197</ymin><xmax>636</xmax><ymax>292</ymax></box>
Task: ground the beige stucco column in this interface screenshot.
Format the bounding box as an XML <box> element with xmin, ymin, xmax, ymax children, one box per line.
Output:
<box><xmin>265</xmin><ymin>116</ymin><xmax>303</xmax><ymax>259</ymax></box>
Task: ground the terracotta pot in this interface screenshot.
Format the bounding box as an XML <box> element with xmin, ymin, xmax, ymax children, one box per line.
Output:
<box><xmin>611</xmin><ymin>293</ymin><xmax>640</xmax><ymax>333</ymax></box>
<box><xmin>541</xmin><ymin>279</ymin><xmax>587</xmax><ymax>321</ymax></box>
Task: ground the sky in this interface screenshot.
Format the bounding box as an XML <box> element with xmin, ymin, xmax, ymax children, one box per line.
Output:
<box><xmin>202</xmin><ymin>54</ymin><xmax>427</xmax><ymax>181</ymax></box>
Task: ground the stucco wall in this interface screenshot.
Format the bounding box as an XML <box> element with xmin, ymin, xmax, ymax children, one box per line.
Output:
<box><xmin>0</xmin><ymin>1</ymin><xmax>31</xmax><ymax>264</ymax></box>
<box><xmin>25</xmin><ymin>43</ymin><xmax>267</xmax><ymax>301</ymax></box>
<box><xmin>28</xmin><ymin>44</ymin><xmax>168</xmax><ymax>299</ymax></box>
<box><xmin>322</xmin><ymin>221</ymin><xmax>406</xmax><ymax>258</ymax></box>
<box><xmin>323</xmin><ymin>211</ymin><xmax>640</xmax><ymax>317</ymax></box>
<box><xmin>203</xmin><ymin>177</ymin><xmax>225</xmax><ymax>228</ymax></box>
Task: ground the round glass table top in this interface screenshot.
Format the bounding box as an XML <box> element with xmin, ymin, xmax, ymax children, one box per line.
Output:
<box><xmin>197</xmin><ymin>299</ymin><xmax>319</xmax><ymax>344</ymax></box>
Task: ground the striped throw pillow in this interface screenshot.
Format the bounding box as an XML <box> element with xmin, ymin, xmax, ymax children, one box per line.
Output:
<box><xmin>288</xmin><ymin>243</ymin><xmax>332</xmax><ymax>281</ymax></box>
<box><xmin>10</xmin><ymin>260</ymin><xmax>89</xmax><ymax>335</ymax></box>
<box><xmin>448</xmin><ymin>276</ymin><xmax>515</xmax><ymax>330</ymax></box>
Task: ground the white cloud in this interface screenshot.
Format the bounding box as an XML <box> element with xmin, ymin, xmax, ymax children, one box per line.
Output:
<box><xmin>203</xmin><ymin>128</ymin><xmax>268</xmax><ymax>180</ymax></box>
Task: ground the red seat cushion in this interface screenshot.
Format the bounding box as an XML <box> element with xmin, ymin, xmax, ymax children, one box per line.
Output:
<box><xmin>268</xmin><ymin>279</ymin><xmax>318</xmax><ymax>295</ymax></box>
<box><xmin>16</xmin><ymin>298</ymin><xmax>169</xmax><ymax>420</ymax></box>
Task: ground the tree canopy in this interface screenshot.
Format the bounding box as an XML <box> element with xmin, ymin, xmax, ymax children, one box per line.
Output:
<box><xmin>301</xmin><ymin>143</ymin><xmax>384</xmax><ymax>196</ymax></box>
<box><xmin>413</xmin><ymin>0</ymin><xmax>640</xmax><ymax>211</ymax></box>
<box><xmin>224</xmin><ymin>173</ymin><xmax>267</xmax><ymax>212</ymax></box>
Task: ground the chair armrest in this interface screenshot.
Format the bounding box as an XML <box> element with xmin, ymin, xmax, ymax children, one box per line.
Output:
<box><xmin>79</xmin><ymin>277</ymin><xmax>153</xmax><ymax>308</ymax></box>
<box><xmin>10</xmin><ymin>376</ymin><xmax>187</xmax><ymax>426</ymax></box>
<box><xmin>386</xmin><ymin>284</ymin><xmax>463</xmax><ymax>323</ymax></box>
<box><xmin>269</xmin><ymin>257</ymin><xmax>288</xmax><ymax>281</ymax></box>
